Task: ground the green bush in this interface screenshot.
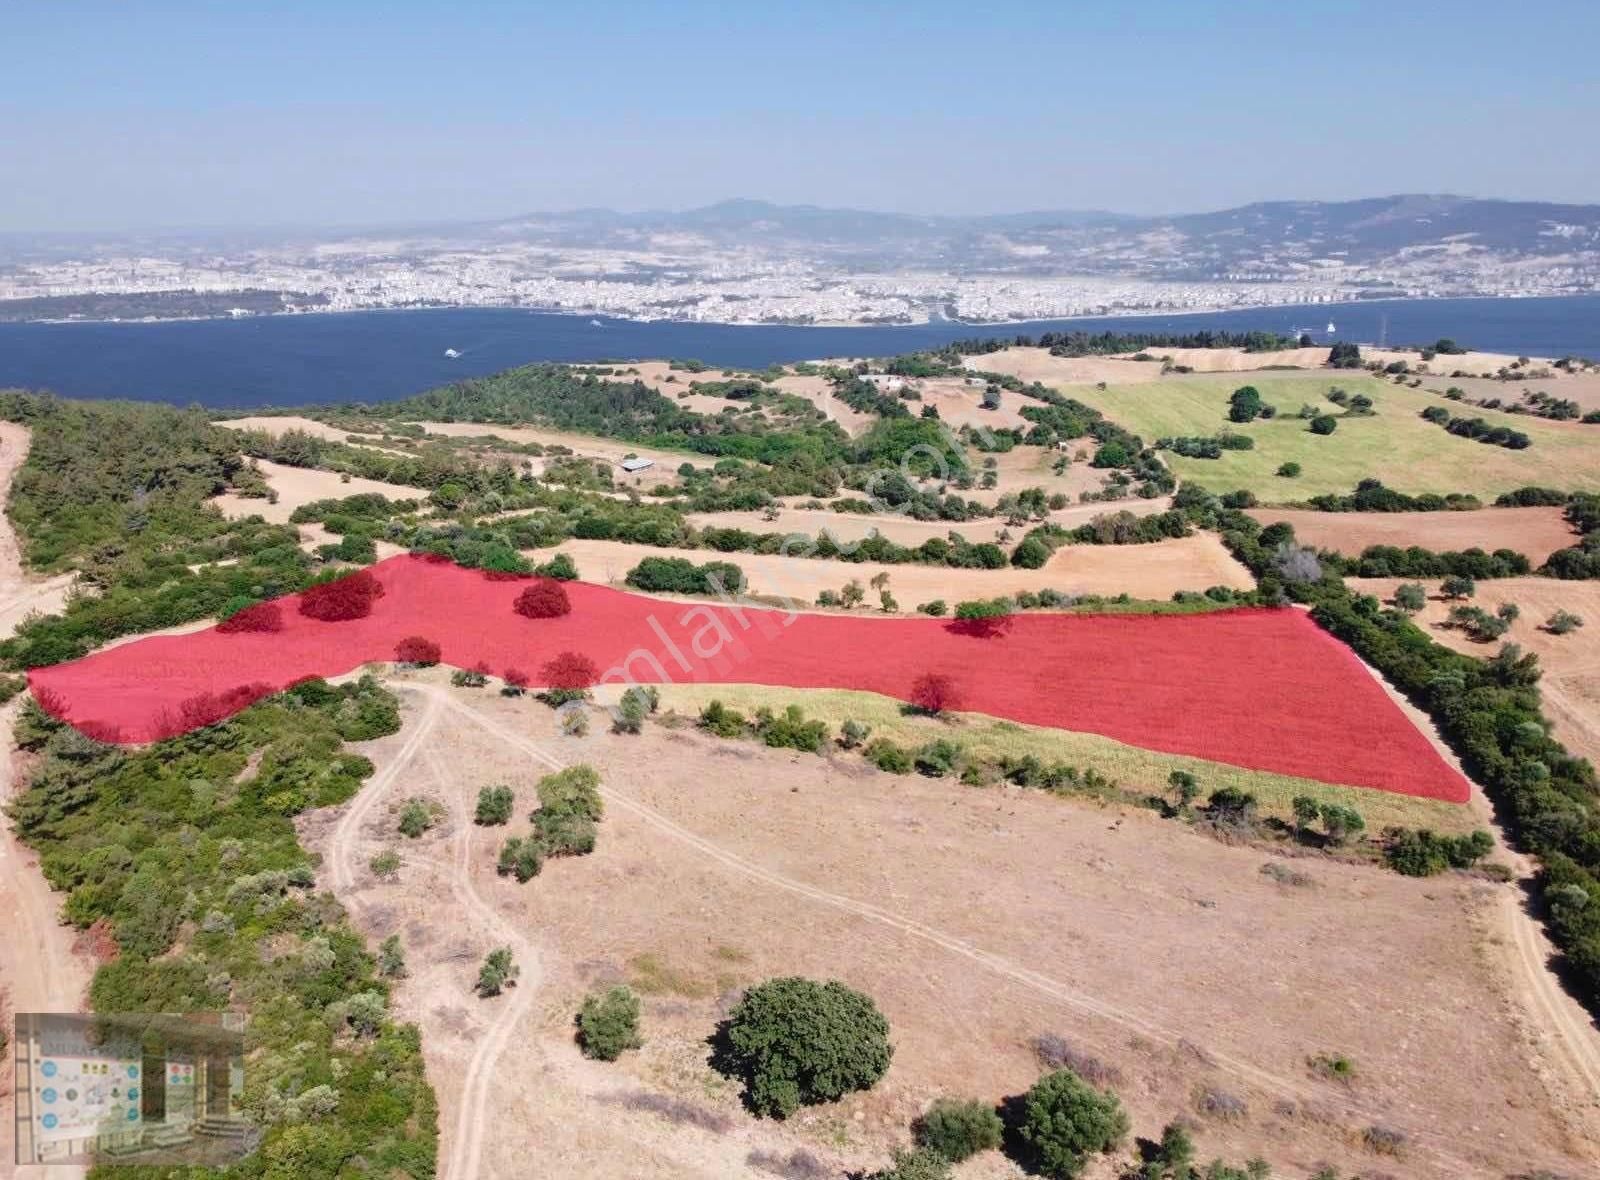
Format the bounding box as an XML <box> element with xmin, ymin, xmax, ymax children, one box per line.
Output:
<box><xmin>1309</xmin><ymin>414</ymin><xmax>1338</xmax><ymax>436</ymax></box>
<box><xmin>496</xmin><ymin>836</ymin><xmax>543</xmax><ymax>881</ymax></box>
<box><xmin>864</xmin><ymin>738</ymin><xmax>913</xmax><ymax>774</ymax></box>
<box><xmin>577</xmin><ymin>986</ymin><xmax>643</xmax><ymax>1061</ymax></box>
<box><xmin>398</xmin><ymin>798</ymin><xmax>442</xmax><ymax>838</ymax></box>
<box><xmin>476</xmin><ymin>947</ymin><xmax>518</xmax><ymax>997</ymax></box>
<box><xmin>474</xmin><ymin>785</ymin><xmax>515</xmax><ymax>825</ymax></box>
<box><xmin>865</xmin><ymin>1148</ymin><xmax>953</xmax><ymax>1180</ymax></box>
<box><xmin>914</xmin><ymin>1097</ymin><xmax>1003</xmax><ymax>1161</ymax></box>
<box><xmin>719</xmin><ymin>977</ymin><xmax>893</xmax><ymax>1118</ymax></box>
<box><xmin>1014</xmin><ymin>1068</ymin><xmax>1130</xmax><ymax>1178</ymax></box>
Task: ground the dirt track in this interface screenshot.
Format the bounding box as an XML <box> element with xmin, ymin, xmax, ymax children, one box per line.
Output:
<box><xmin>0</xmin><ymin>422</ymin><xmax>91</xmax><ymax>1179</ymax></box>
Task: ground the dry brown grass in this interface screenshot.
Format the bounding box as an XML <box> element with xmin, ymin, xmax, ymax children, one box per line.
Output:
<box><xmin>211</xmin><ymin>457</ymin><xmax>428</xmax><ymax>524</ymax></box>
<box><xmin>1349</xmin><ymin>576</ymin><xmax>1600</xmax><ymax>766</ymax></box>
<box><xmin>1250</xmin><ymin>506</ymin><xmax>1578</xmax><ymax>563</ymax></box>
<box><xmin>525</xmin><ymin>534</ymin><xmax>1254</xmax><ymax>608</ymax></box>
<box><xmin>305</xmin><ymin>680</ymin><xmax>1589</xmax><ymax>1180</ymax></box>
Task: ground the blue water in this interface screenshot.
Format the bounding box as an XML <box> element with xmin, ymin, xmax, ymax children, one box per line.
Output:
<box><xmin>0</xmin><ymin>296</ymin><xmax>1596</xmax><ymax>409</ymax></box>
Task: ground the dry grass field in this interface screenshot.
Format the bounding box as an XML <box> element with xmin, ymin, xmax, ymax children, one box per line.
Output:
<box><xmin>1249</xmin><ymin>506</ymin><xmax>1579</xmax><ymax>563</ymax></box>
<box><xmin>299</xmin><ymin>677</ymin><xmax>1592</xmax><ymax>1180</ymax></box>
<box><xmin>1348</xmin><ymin>576</ymin><xmax>1600</xmax><ymax>767</ymax></box>
<box><xmin>526</xmin><ymin>534</ymin><xmax>1255</xmax><ymax>608</ymax></box>
<box><xmin>686</xmin><ymin>498</ymin><xmax>1174</xmax><ymax>548</ymax></box>
<box><xmin>210</xmin><ymin>457</ymin><xmax>429</xmax><ymax>523</ymax></box>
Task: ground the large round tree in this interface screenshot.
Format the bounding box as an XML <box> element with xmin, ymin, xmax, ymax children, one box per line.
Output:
<box><xmin>1015</xmin><ymin>1068</ymin><xmax>1129</xmax><ymax>1178</ymax></box>
<box><xmin>721</xmin><ymin>977</ymin><xmax>892</xmax><ymax>1118</ymax></box>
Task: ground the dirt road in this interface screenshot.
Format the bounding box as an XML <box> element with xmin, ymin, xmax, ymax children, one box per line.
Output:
<box><xmin>0</xmin><ymin>421</ymin><xmax>90</xmax><ymax>1178</ymax></box>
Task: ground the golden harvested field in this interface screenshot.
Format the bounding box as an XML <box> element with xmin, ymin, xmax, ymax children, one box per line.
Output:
<box><xmin>1347</xmin><ymin>577</ymin><xmax>1600</xmax><ymax>767</ymax></box>
<box><xmin>526</xmin><ymin>534</ymin><xmax>1255</xmax><ymax>608</ymax></box>
<box><xmin>1071</xmin><ymin>374</ymin><xmax>1600</xmax><ymax>500</ymax></box>
<box><xmin>300</xmin><ymin>678</ymin><xmax>1591</xmax><ymax>1180</ymax></box>
<box><xmin>1249</xmin><ymin>506</ymin><xmax>1578</xmax><ymax>563</ymax></box>
<box><xmin>210</xmin><ymin>457</ymin><xmax>429</xmax><ymax>523</ymax></box>
<box><xmin>218</xmin><ymin>414</ymin><xmax>362</xmax><ymax>441</ymax></box>
<box><xmin>685</xmin><ymin>497</ymin><xmax>1174</xmax><ymax>548</ymax></box>
<box><xmin>915</xmin><ymin>376</ymin><xmax>1029</xmax><ymax>430</ymax></box>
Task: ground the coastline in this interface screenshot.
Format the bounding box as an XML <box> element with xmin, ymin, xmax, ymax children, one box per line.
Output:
<box><xmin>8</xmin><ymin>289</ymin><xmax>1597</xmax><ymax>331</ymax></box>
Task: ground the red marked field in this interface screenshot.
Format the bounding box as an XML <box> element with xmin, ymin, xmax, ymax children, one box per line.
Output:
<box><xmin>29</xmin><ymin>555</ymin><xmax>1468</xmax><ymax>802</ymax></box>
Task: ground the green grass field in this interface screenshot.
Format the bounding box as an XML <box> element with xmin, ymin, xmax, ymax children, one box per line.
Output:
<box><xmin>1072</xmin><ymin>374</ymin><xmax>1600</xmax><ymax>501</ymax></box>
<box><xmin>656</xmin><ymin>683</ymin><xmax>1474</xmax><ymax>834</ymax></box>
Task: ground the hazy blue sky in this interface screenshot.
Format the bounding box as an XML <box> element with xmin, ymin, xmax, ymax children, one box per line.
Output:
<box><xmin>3</xmin><ymin>0</ymin><xmax>1596</xmax><ymax>231</ymax></box>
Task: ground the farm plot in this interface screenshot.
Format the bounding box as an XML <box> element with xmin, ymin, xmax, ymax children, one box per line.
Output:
<box><xmin>1249</xmin><ymin>506</ymin><xmax>1578</xmax><ymax>564</ymax></box>
<box><xmin>34</xmin><ymin>554</ymin><xmax>1464</xmax><ymax>800</ymax></box>
<box><xmin>526</xmin><ymin>535</ymin><xmax>1253</xmax><ymax>606</ymax></box>
<box><xmin>1348</xmin><ymin>576</ymin><xmax>1600</xmax><ymax>767</ymax></box>
<box><xmin>1072</xmin><ymin>375</ymin><xmax>1600</xmax><ymax>500</ymax></box>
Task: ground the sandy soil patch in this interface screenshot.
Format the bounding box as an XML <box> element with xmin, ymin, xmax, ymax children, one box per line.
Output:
<box><xmin>916</xmin><ymin>377</ymin><xmax>1028</xmax><ymax>430</ymax></box>
<box><xmin>528</xmin><ymin>534</ymin><xmax>1252</xmax><ymax>608</ymax></box>
<box><xmin>306</xmin><ymin>678</ymin><xmax>1589</xmax><ymax>1180</ymax></box>
<box><xmin>216</xmin><ymin>414</ymin><xmax>360</xmax><ymax>442</ymax></box>
<box><xmin>412</xmin><ymin>422</ymin><xmax>685</xmax><ymax>490</ymax></box>
<box><xmin>210</xmin><ymin>458</ymin><xmax>429</xmax><ymax>524</ymax></box>
<box><xmin>1250</xmin><ymin>506</ymin><xmax>1578</xmax><ymax>563</ymax></box>
<box><xmin>964</xmin><ymin>347</ymin><xmax>1170</xmax><ymax>387</ymax></box>
<box><xmin>1348</xmin><ymin>576</ymin><xmax>1600</xmax><ymax>766</ymax></box>
<box><xmin>685</xmin><ymin>499</ymin><xmax>1175</xmax><ymax>549</ymax></box>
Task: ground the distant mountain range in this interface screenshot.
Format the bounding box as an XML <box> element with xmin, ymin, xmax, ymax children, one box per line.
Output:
<box><xmin>454</xmin><ymin>194</ymin><xmax>1600</xmax><ymax>279</ymax></box>
<box><xmin>5</xmin><ymin>194</ymin><xmax>1598</xmax><ymax>280</ymax></box>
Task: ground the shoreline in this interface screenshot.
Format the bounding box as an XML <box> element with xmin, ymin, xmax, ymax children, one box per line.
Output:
<box><xmin>6</xmin><ymin>290</ymin><xmax>1598</xmax><ymax>332</ymax></box>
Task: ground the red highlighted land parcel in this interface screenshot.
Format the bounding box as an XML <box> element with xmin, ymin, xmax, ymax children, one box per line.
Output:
<box><xmin>29</xmin><ymin>555</ymin><xmax>1469</xmax><ymax>801</ymax></box>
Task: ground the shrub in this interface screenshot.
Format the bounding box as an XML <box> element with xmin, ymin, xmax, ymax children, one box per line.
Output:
<box><xmin>394</xmin><ymin>635</ymin><xmax>442</xmax><ymax>666</ymax></box>
<box><xmin>909</xmin><ymin>672</ymin><xmax>960</xmax><ymax>715</ymax></box>
<box><xmin>536</xmin><ymin>764</ymin><xmax>602</xmax><ymax>818</ymax></box>
<box><xmin>865</xmin><ymin>1148</ymin><xmax>953</xmax><ymax>1180</ymax></box>
<box><xmin>1011</xmin><ymin>535</ymin><xmax>1051</xmax><ymax>569</ymax></box>
<box><xmin>918</xmin><ymin>599</ymin><xmax>948</xmax><ymax>617</ymax></box>
<box><xmin>514</xmin><ymin>579</ymin><xmax>571</xmax><ymax>619</ymax></box>
<box><xmin>1014</xmin><ymin>1068</ymin><xmax>1130</xmax><ymax>1178</ymax></box>
<box><xmin>719</xmin><ymin>977</ymin><xmax>893</xmax><ymax>1118</ymax></box>
<box><xmin>368</xmin><ymin>849</ymin><xmax>401</xmax><ymax>880</ymax></box>
<box><xmin>1227</xmin><ymin>386</ymin><xmax>1263</xmax><ymax>423</ymax></box>
<box><xmin>496</xmin><ymin>836</ymin><xmax>543</xmax><ymax>881</ymax></box>
<box><xmin>534</xmin><ymin>552</ymin><xmax>579</xmax><ymax>580</ymax></box>
<box><xmin>1440</xmin><ymin>574</ymin><xmax>1476</xmax><ymax>600</ymax></box>
<box><xmin>914</xmin><ymin>739</ymin><xmax>961</xmax><ymax>777</ymax></box>
<box><xmin>1545</xmin><ymin>610</ymin><xmax>1584</xmax><ymax>635</ymax></box>
<box><xmin>838</xmin><ymin>719</ymin><xmax>871</xmax><ymax>749</ymax></box>
<box><xmin>1309</xmin><ymin>414</ymin><xmax>1338</xmax><ymax>435</ymax></box>
<box><xmin>475</xmin><ymin>947</ymin><xmax>518</xmax><ymax>997</ymax></box>
<box><xmin>377</xmin><ymin>934</ymin><xmax>407</xmax><ymax>979</ymax></box>
<box><xmin>864</xmin><ymin>738</ymin><xmax>913</xmax><ymax>774</ymax></box>
<box><xmin>451</xmin><ymin>665</ymin><xmax>490</xmax><ymax>688</ymax></box>
<box><xmin>299</xmin><ymin>569</ymin><xmax>385</xmax><ymax>621</ymax></box>
<box><xmin>541</xmin><ymin>651</ymin><xmax>599</xmax><ymax>693</ymax></box>
<box><xmin>699</xmin><ymin>699</ymin><xmax>748</xmax><ymax>738</ymax></box>
<box><xmin>474</xmin><ymin>785</ymin><xmax>515</xmax><ymax>825</ymax></box>
<box><xmin>613</xmin><ymin>686</ymin><xmax>658</xmax><ymax>733</ymax></box>
<box><xmin>1386</xmin><ymin>827</ymin><xmax>1493</xmax><ymax>875</ymax></box>
<box><xmin>1393</xmin><ymin>582</ymin><xmax>1427</xmax><ymax>613</ymax></box>
<box><xmin>397</xmin><ymin>798</ymin><xmax>441</xmax><ymax>838</ymax></box>
<box><xmin>755</xmin><ymin>704</ymin><xmax>828</xmax><ymax>752</ymax></box>
<box><xmin>626</xmin><ymin>555</ymin><xmax>746</xmax><ymax>596</ymax></box>
<box><xmin>914</xmin><ymin>1097</ymin><xmax>1003</xmax><ymax>1161</ymax></box>
<box><xmin>577</xmin><ymin>986</ymin><xmax>643</xmax><ymax>1060</ymax></box>
<box><xmin>217</xmin><ymin>601</ymin><xmax>283</xmax><ymax>634</ymax></box>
